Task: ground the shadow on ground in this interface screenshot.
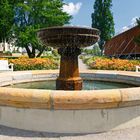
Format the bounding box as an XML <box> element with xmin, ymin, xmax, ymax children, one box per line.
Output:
<box><xmin>0</xmin><ymin>125</ymin><xmax>90</xmax><ymax>138</ymax></box>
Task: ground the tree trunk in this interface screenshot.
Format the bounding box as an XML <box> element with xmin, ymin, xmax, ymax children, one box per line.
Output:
<box><xmin>99</xmin><ymin>42</ymin><xmax>105</xmax><ymax>56</ymax></box>
<box><xmin>25</xmin><ymin>46</ymin><xmax>35</xmax><ymax>58</ymax></box>
<box><xmin>29</xmin><ymin>53</ymin><xmax>35</xmax><ymax>58</ymax></box>
<box><xmin>100</xmin><ymin>48</ymin><xmax>104</xmax><ymax>56</ymax></box>
<box><xmin>25</xmin><ymin>46</ymin><xmax>32</xmax><ymax>58</ymax></box>
<box><xmin>31</xmin><ymin>47</ymin><xmax>36</xmax><ymax>58</ymax></box>
<box><xmin>36</xmin><ymin>49</ymin><xmax>44</xmax><ymax>58</ymax></box>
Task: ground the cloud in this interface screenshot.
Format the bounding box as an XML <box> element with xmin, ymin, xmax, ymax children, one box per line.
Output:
<box><xmin>131</xmin><ymin>16</ymin><xmax>138</xmax><ymax>26</ymax></box>
<box><xmin>122</xmin><ymin>26</ymin><xmax>130</xmax><ymax>32</ymax></box>
<box><xmin>63</xmin><ymin>2</ymin><xmax>82</xmax><ymax>15</ymax></box>
<box><xmin>120</xmin><ymin>16</ymin><xmax>138</xmax><ymax>33</ymax></box>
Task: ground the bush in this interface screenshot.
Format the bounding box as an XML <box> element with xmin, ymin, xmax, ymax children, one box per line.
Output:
<box><xmin>52</xmin><ymin>49</ymin><xmax>60</xmax><ymax>57</ymax></box>
<box><xmin>82</xmin><ymin>56</ymin><xmax>140</xmax><ymax>71</ymax></box>
<box><xmin>3</xmin><ymin>51</ymin><xmax>12</xmax><ymax>56</ymax></box>
<box><xmin>9</xmin><ymin>57</ymin><xmax>59</xmax><ymax>71</ymax></box>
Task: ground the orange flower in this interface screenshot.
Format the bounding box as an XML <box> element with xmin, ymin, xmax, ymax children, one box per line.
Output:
<box><xmin>86</xmin><ymin>57</ymin><xmax>140</xmax><ymax>71</ymax></box>
<box><xmin>9</xmin><ymin>57</ymin><xmax>59</xmax><ymax>71</ymax></box>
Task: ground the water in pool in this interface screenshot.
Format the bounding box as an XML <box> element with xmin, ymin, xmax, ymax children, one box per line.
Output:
<box><xmin>7</xmin><ymin>80</ymin><xmax>134</xmax><ymax>90</ymax></box>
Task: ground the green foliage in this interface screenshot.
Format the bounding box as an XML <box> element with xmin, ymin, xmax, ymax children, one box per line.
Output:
<box><xmin>91</xmin><ymin>0</ymin><xmax>115</xmax><ymax>54</ymax></box>
<box><xmin>83</xmin><ymin>43</ymin><xmax>101</xmax><ymax>56</ymax></box>
<box><xmin>52</xmin><ymin>49</ymin><xmax>60</xmax><ymax>57</ymax></box>
<box><xmin>14</xmin><ymin>0</ymin><xmax>71</xmax><ymax>58</ymax></box>
<box><xmin>0</xmin><ymin>0</ymin><xmax>15</xmax><ymax>42</ymax></box>
<box><xmin>3</xmin><ymin>51</ymin><xmax>12</xmax><ymax>56</ymax></box>
<box><xmin>81</xmin><ymin>56</ymin><xmax>106</xmax><ymax>65</ymax></box>
<box><xmin>41</xmin><ymin>50</ymin><xmax>60</xmax><ymax>60</ymax></box>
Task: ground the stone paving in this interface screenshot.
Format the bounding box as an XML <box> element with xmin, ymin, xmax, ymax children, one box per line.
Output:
<box><xmin>0</xmin><ymin>59</ymin><xmax>139</xmax><ymax>139</ymax></box>
<box><xmin>0</xmin><ymin>125</ymin><xmax>140</xmax><ymax>140</ymax></box>
<box><xmin>78</xmin><ymin>58</ymin><xmax>89</xmax><ymax>71</ymax></box>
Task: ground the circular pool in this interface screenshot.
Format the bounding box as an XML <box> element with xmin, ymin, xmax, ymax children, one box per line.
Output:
<box><xmin>0</xmin><ymin>70</ymin><xmax>140</xmax><ymax>133</ymax></box>
<box><xmin>7</xmin><ymin>80</ymin><xmax>135</xmax><ymax>90</ymax></box>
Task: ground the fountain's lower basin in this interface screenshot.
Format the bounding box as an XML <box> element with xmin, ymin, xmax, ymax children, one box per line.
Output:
<box><xmin>0</xmin><ymin>70</ymin><xmax>140</xmax><ymax>134</ymax></box>
<box><xmin>7</xmin><ymin>80</ymin><xmax>134</xmax><ymax>90</ymax></box>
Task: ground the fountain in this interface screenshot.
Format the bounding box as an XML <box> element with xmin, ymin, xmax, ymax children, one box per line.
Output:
<box><xmin>37</xmin><ymin>26</ymin><xmax>100</xmax><ymax>90</ymax></box>
<box><xmin>0</xmin><ymin>26</ymin><xmax>140</xmax><ymax>134</ymax></box>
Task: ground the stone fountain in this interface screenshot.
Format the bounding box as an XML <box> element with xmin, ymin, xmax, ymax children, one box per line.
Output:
<box><xmin>0</xmin><ymin>28</ymin><xmax>139</xmax><ymax>134</ymax></box>
<box><xmin>38</xmin><ymin>26</ymin><xmax>100</xmax><ymax>90</ymax></box>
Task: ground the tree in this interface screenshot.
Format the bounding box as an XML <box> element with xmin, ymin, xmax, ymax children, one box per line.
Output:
<box><xmin>14</xmin><ymin>0</ymin><xmax>71</xmax><ymax>58</ymax></box>
<box><xmin>0</xmin><ymin>0</ymin><xmax>16</xmax><ymax>42</ymax></box>
<box><xmin>91</xmin><ymin>0</ymin><xmax>115</xmax><ymax>55</ymax></box>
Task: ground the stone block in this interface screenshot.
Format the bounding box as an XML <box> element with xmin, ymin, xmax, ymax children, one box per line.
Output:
<box><xmin>119</xmin><ymin>87</ymin><xmax>140</xmax><ymax>107</ymax></box>
<box><xmin>52</xmin><ymin>89</ymin><xmax>121</xmax><ymax>110</ymax></box>
<box><xmin>0</xmin><ymin>88</ymin><xmax>51</xmax><ymax>109</ymax></box>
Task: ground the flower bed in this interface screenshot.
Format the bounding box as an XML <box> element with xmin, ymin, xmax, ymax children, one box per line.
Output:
<box><xmin>8</xmin><ymin>57</ymin><xmax>59</xmax><ymax>71</ymax></box>
<box><xmin>82</xmin><ymin>56</ymin><xmax>140</xmax><ymax>71</ymax></box>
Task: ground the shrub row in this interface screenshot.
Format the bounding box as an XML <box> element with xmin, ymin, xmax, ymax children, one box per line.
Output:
<box><xmin>82</xmin><ymin>56</ymin><xmax>140</xmax><ymax>71</ymax></box>
<box><xmin>8</xmin><ymin>57</ymin><xmax>59</xmax><ymax>71</ymax></box>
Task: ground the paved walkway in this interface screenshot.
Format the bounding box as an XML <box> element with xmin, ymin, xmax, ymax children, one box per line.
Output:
<box><xmin>0</xmin><ymin>58</ymin><xmax>139</xmax><ymax>139</ymax></box>
<box><xmin>0</xmin><ymin>125</ymin><xmax>140</xmax><ymax>140</ymax></box>
<box><xmin>78</xmin><ymin>57</ymin><xmax>89</xmax><ymax>71</ymax></box>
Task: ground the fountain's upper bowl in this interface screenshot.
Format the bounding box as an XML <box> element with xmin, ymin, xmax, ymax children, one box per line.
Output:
<box><xmin>37</xmin><ymin>26</ymin><xmax>100</xmax><ymax>48</ymax></box>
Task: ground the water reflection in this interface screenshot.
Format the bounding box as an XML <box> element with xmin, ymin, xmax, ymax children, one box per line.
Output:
<box><xmin>7</xmin><ymin>80</ymin><xmax>135</xmax><ymax>90</ymax></box>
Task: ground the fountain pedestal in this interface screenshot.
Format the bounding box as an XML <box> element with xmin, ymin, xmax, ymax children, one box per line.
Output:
<box><xmin>38</xmin><ymin>26</ymin><xmax>100</xmax><ymax>90</ymax></box>
<box><xmin>56</xmin><ymin>47</ymin><xmax>82</xmax><ymax>90</ymax></box>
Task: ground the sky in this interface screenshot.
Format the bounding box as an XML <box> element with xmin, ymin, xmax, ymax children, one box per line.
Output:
<box><xmin>63</xmin><ymin>0</ymin><xmax>140</xmax><ymax>34</ymax></box>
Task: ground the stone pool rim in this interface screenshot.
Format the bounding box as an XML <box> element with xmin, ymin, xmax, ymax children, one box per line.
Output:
<box><xmin>0</xmin><ymin>70</ymin><xmax>140</xmax><ymax>110</ymax></box>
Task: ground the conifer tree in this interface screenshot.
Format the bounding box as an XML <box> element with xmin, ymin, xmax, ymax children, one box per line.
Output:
<box><xmin>91</xmin><ymin>0</ymin><xmax>115</xmax><ymax>55</ymax></box>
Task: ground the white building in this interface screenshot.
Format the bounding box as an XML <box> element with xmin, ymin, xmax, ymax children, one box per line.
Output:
<box><xmin>0</xmin><ymin>41</ymin><xmax>10</xmax><ymax>52</ymax></box>
<box><xmin>0</xmin><ymin>41</ymin><xmax>24</xmax><ymax>53</ymax></box>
